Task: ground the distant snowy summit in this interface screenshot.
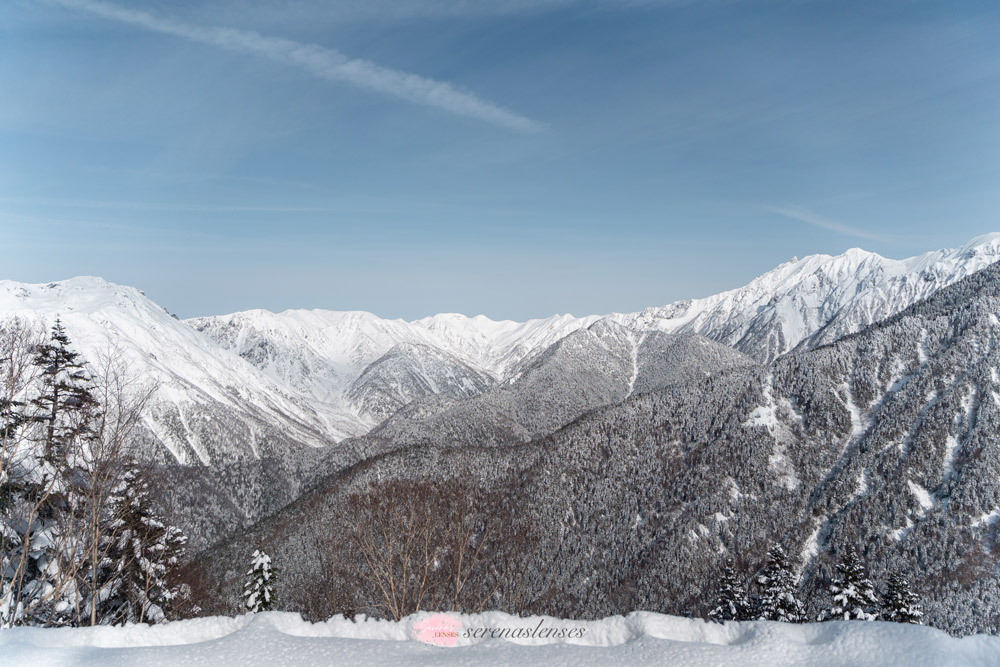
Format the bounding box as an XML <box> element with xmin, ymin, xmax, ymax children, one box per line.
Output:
<box><xmin>2</xmin><ymin>233</ymin><xmax>999</xmax><ymax>464</ymax></box>
<box><xmin>190</xmin><ymin>232</ymin><xmax>1000</xmax><ymax>418</ymax></box>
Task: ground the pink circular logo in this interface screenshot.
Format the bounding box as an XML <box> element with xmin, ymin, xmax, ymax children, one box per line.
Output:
<box><xmin>412</xmin><ymin>613</ymin><xmax>461</xmax><ymax>647</ymax></box>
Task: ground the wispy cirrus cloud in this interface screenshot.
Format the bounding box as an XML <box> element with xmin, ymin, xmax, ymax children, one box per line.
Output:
<box><xmin>48</xmin><ymin>0</ymin><xmax>544</xmax><ymax>133</ymax></box>
<box><xmin>150</xmin><ymin>0</ymin><xmax>704</xmax><ymax>23</ymax></box>
<box><xmin>0</xmin><ymin>195</ymin><xmax>336</xmax><ymax>213</ymax></box>
<box><xmin>765</xmin><ymin>205</ymin><xmax>884</xmax><ymax>241</ymax></box>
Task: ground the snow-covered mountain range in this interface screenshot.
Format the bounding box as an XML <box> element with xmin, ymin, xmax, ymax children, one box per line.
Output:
<box><xmin>191</xmin><ymin>233</ymin><xmax>1000</xmax><ymax>432</ymax></box>
<box><xmin>196</xmin><ymin>238</ymin><xmax>1000</xmax><ymax>635</ymax></box>
<box><xmin>0</xmin><ymin>278</ymin><xmax>343</xmax><ymax>465</ymax></box>
<box><xmin>3</xmin><ymin>233</ymin><xmax>1000</xmax><ymax>464</ymax></box>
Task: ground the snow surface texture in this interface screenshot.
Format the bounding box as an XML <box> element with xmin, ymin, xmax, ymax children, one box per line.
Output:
<box><xmin>1</xmin><ymin>611</ymin><xmax>998</xmax><ymax>667</ymax></box>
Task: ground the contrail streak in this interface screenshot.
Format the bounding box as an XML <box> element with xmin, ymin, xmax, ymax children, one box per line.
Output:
<box><xmin>766</xmin><ymin>205</ymin><xmax>883</xmax><ymax>241</ymax></box>
<box><xmin>50</xmin><ymin>0</ymin><xmax>545</xmax><ymax>133</ymax></box>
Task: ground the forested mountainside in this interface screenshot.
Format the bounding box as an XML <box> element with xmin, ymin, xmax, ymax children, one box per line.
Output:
<box><xmin>6</xmin><ymin>236</ymin><xmax>1000</xmax><ymax>633</ymax></box>
<box><xmin>191</xmin><ymin>258</ymin><xmax>1000</xmax><ymax>636</ymax></box>
<box><xmin>159</xmin><ymin>327</ymin><xmax>753</xmax><ymax>550</ymax></box>
<box><xmin>369</xmin><ymin>325</ymin><xmax>754</xmax><ymax>448</ymax></box>
<box><xmin>192</xmin><ymin>234</ymin><xmax>1000</xmax><ymax>436</ymax></box>
<box><xmin>3</xmin><ymin>235</ymin><xmax>998</xmax><ymax>469</ymax></box>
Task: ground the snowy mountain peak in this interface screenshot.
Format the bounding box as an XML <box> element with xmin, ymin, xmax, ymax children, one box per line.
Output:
<box><xmin>0</xmin><ymin>277</ymin><xmax>352</xmax><ymax>464</ymax></box>
<box><xmin>606</xmin><ymin>236</ymin><xmax>1000</xmax><ymax>361</ymax></box>
<box><xmin>174</xmin><ymin>232</ymin><xmax>1000</xmax><ymax>449</ymax></box>
<box><xmin>5</xmin><ymin>233</ymin><xmax>1000</xmax><ymax>463</ymax></box>
<box><xmin>0</xmin><ymin>276</ymin><xmax>153</xmax><ymax>317</ymax></box>
<box><xmin>957</xmin><ymin>232</ymin><xmax>1000</xmax><ymax>256</ymax></box>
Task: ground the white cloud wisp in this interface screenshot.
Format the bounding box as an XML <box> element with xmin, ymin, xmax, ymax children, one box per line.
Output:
<box><xmin>50</xmin><ymin>0</ymin><xmax>544</xmax><ymax>133</ymax></box>
<box><xmin>766</xmin><ymin>205</ymin><xmax>884</xmax><ymax>241</ymax></box>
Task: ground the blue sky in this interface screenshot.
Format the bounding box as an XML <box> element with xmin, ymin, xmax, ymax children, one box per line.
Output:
<box><xmin>2</xmin><ymin>0</ymin><xmax>999</xmax><ymax>320</ymax></box>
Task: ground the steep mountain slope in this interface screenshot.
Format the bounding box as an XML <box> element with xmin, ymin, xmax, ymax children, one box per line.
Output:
<box><xmin>0</xmin><ymin>278</ymin><xmax>348</xmax><ymax>464</ymax></box>
<box><xmin>162</xmin><ymin>326</ymin><xmax>756</xmax><ymax>549</ymax></box>
<box><xmin>367</xmin><ymin>319</ymin><xmax>637</xmax><ymax>446</ymax></box>
<box><xmin>188</xmin><ymin>308</ymin><xmax>602</xmax><ymax>433</ymax></box>
<box><xmin>614</xmin><ymin>233</ymin><xmax>1000</xmax><ymax>361</ymax></box>
<box><xmin>187</xmin><ymin>309</ymin><xmax>439</xmax><ymax>407</ymax></box>
<box><xmin>632</xmin><ymin>330</ymin><xmax>756</xmax><ymax>395</ymax></box>
<box><xmin>191</xmin><ymin>234</ymin><xmax>1000</xmax><ymax>435</ymax></box>
<box><xmin>195</xmin><ymin>257</ymin><xmax>1000</xmax><ymax>635</ymax></box>
<box><xmin>345</xmin><ymin>342</ymin><xmax>495</xmax><ymax>421</ymax></box>
<box><xmin>5</xmin><ymin>235</ymin><xmax>999</xmax><ymax>467</ymax></box>
<box><xmin>369</xmin><ymin>322</ymin><xmax>755</xmax><ymax>448</ymax></box>
<box><xmin>411</xmin><ymin>312</ymin><xmax>604</xmax><ymax>379</ymax></box>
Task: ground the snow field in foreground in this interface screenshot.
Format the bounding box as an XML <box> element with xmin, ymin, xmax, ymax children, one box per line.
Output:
<box><xmin>1</xmin><ymin>610</ymin><xmax>999</xmax><ymax>667</ymax></box>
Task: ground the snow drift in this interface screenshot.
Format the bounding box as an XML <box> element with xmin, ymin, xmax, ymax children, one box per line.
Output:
<box><xmin>1</xmin><ymin>610</ymin><xmax>998</xmax><ymax>666</ymax></box>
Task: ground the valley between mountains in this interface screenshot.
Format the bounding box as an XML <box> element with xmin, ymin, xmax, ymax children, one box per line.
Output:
<box><xmin>4</xmin><ymin>233</ymin><xmax>1000</xmax><ymax>633</ymax></box>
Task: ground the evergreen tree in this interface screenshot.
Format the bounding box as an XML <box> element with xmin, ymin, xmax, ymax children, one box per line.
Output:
<box><xmin>881</xmin><ymin>571</ymin><xmax>923</xmax><ymax>624</ymax></box>
<box><xmin>30</xmin><ymin>319</ymin><xmax>99</xmax><ymax>466</ymax></box>
<box><xmin>244</xmin><ymin>549</ymin><xmax>275</xmax><ymax>613</ymax></box>
<box><xmin>16</xmin><ymin>321</ymin><xmax>101</xmax><ymax>626</ymax></box>
<box><xmin>755</xmin><ymin>545</ymin><xmax>805</xmax><ymax>622</ymax></box>
<box><xmin>709</xmin><ymin>559</ymin><xmax>751</xmax><ymax>621</ymax></box>
<box><xmin>98</xmin><ymin>463</ymin><xmax>187</xmax><ymax>625</ymax></box>
<box><xmin>826</xmin><ymin>547</ymin><xmax>878</xmax><ymax>621</ymax></box>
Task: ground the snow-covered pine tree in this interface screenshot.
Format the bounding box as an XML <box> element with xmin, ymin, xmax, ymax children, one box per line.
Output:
<box><xmin>98</xmin><ymin>462</ymin><xmax>187</xmax><ymax>625</ymax></box>
<box><xmin>881</xmin><ymin>571</ymin><xmax>923</xmax><ymax>624</ymax></box>
<box><xmin>30</xmin><ymin>319</ymin><xmax>100</xmax><ymax>466</ymax></box>
<box><xmin>826</xmin><ymin>547</ymin><xmax>878</xmax><ymax>621</ymax></box>
<box><xmin>244</xmin><ymin>549</ymin><xmax>276</xmax><ymax>613</ymax></box>
<box><xmin>709</xmin><ymin>559</ymin><xmax>751</xmax><ymax>621</ymax></box>
<box><xmin>17</xmin><ymin>320</ymin><xmax>102</xmax><ymax>626</ymax></box>
<box><xmin>755</xmin><ymin>545</ymin><xmax>805</xmax><ymax>622</ymax></box>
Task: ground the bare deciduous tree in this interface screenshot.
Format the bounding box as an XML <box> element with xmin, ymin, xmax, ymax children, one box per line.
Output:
<box><xmin>2</xmin><ymin>320</ymin><xmax>166</xmax><ymax>627</ymax></box>
<box><xmin>0</xmin><ymin>317</ymin><xmax>45</xmax><ymax>625</ymax></box>
<box><xmin>334</xmin><ymin>479</ymin><xmax>532</xmax><ymax>621</ymax></box>
<box><xmin>77</xmin><ymin>347</ymin><xmax>158</xmax><ymax>626</ymax></box>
